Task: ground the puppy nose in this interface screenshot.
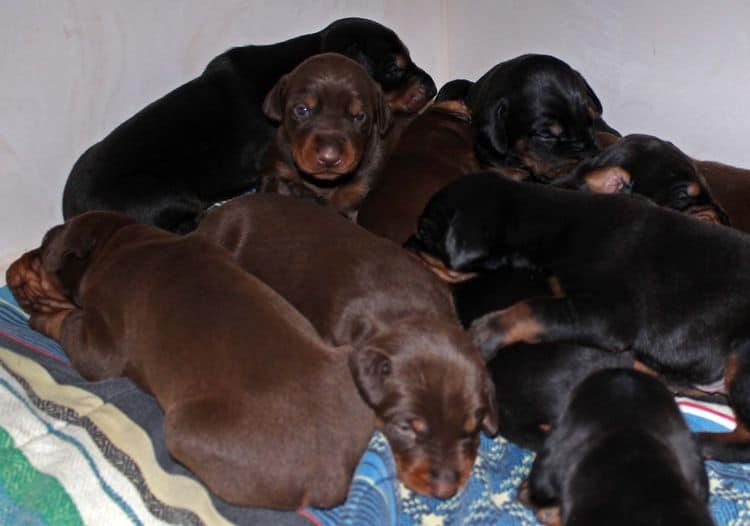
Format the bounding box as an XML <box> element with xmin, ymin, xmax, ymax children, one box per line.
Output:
<box><xmin>316</xmin><ymin>143</ymin><xmax>343</xmax><ymax>168</ymax></box>
<box><xmin>431</xmin><ymin>470</ymin><xmax>459</xmax><ymax>499</ymax></box>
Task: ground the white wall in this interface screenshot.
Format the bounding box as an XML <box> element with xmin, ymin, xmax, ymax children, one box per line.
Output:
<box><xmin>1</xmin><ymin>0</ymin><xmax>748</xmax><ymax>275</ymax></box>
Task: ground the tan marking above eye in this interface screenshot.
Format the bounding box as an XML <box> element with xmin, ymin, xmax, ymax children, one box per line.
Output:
<box><xmin>394</xmin><ymin>54</ymin><xmax>408</xmax><ymax>69</ymax></box>
<box><xmin>686</xmin><ymin>182</ymin><xmax>701</xmax><ymax>196</ymax></box>
<box><xmin>463</xmin><ymin>415</ymin><xmax>478</xmax><ymax>435</ymax></box>
<box><xmin>411</xmin><ymin>417</ymin><xmax>429</xmax><ymax>435</ymax></box>
<box><xmin>349</xmin><ymin>99</ymin><xmax>363</xmax><ymax>116</ymax></box>
<box><xmin>549</xmin><ymin>123</ymin><xmax>563</xmax><ymax>136</ymax></box>
<box><xmin>586</xmin><ymin>106</ymin><xmax>598</xmax><ymax>120</ymax></box>
<box><xmin>303</xmin><ymin>94</ymin><xmax>317</xmax><ymax>109</ymax></box>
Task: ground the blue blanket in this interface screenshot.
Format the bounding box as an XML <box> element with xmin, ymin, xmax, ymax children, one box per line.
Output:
<box><xmin>1</xmin><ymin>286</ymin><xmax>749</xmax><ymax>525</ymax></box>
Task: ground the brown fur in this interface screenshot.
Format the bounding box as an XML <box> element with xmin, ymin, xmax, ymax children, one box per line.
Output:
<box><xmin>695</xmin><ymin>159</ymin><xmax>750</xmax><ymax>233</ymax></box>
<box><xmin>6</xmin><ymin>211</ymin><xmax>374</xmax><ymax>510</ymax></box>
<box><xmin>196</xmin><ymin>193</ymin><xmax>499</xmax><ymax>498</ymax></box>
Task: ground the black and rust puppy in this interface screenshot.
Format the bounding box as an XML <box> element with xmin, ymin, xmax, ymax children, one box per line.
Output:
<box><xmin>554</xmin><ymin>134</ymin><xmax>730</xmax><ymax>225</ymax></box>
<box><xmin>196</xmin><ymin>193</ymin><xmax>498</xmax><ymax>499</ymax></box>
<box><xmin>62</xmin><ymin>18</ymin><xmax>436</xmax><ymax>234</ymax></box>
<box><xmin>449</xmin><ymin>268</ymin><xmax>634</xmax><ymax>451</ymax></box>
<box><xmin>259</xmin><ymin>53</ymin><xmax>391</xmax><ymax>218</ymax></box>
<box><xmin>526</xmin><ymin>369</ymin><xmax>712</xmax><ymax>526</ymax></box>
<box><xmin>694</xmin><ymin>159</ymin><xmax>750</xmax><ymax>233</ymax></box>
<box><xmin>5</xmin><ymin>211</ymin><xmax>375</xmax><ymax>510</ymax></box>
<box><xmin>407</xmin><ymin>172</ymin><xmax>750</xmax><ymax>461</ymax></box>
<box><xmin>357</xmin><ymin>97</ymin><xmax>479</xmax><ymax>243</ymax></box>
<box><xmin>464</xmin><ymin>54</ymin><xmax>614</xmax><ymax>181</ymax></box>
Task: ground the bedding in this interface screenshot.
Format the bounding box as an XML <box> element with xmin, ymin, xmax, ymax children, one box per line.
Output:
<box><xmin>1</xmin><ymin>286</ymin><xmax>749</xmax><ymax>525</ymax></box>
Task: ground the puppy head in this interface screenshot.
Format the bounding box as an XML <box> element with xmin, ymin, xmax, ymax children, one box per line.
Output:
<box><xmin>349</xmin><ymin>318</ymin><xmax>498</xmax><ymax>499</ymax></box>
<box><xmin>320</xmin><ymin>18</ymin><xmax>437</xmax><ymax>113</ymax></box>
<box><xmin>468</xmin><ymin>54</ymin><xmax>603</xmax><ymax>180</ymax></box>
<box><xmin>558</xmin><ymin>134</ymin><xmax>731</xmax><ymax>225</ymax></box>
<box><xmin>40</xmin><ymin>211</ymin><xmax>137</xmax><ymax>297</ymax></box>
<box><xmin>263</xmin><ymin>53</ymin><xmax>391</xmax><ymax>184</ymax></box>
<box><xmin>405</xmin><ymin>173</ymin><xmax>515</xmax><ymax>277</ymax></box>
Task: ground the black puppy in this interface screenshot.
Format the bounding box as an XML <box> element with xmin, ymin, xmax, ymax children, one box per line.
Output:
<box><xmin>62</xmin><ymin>18</ymin><xmax>436</xmax><ymax>233</ymax></box>
<box><xmin>450</xmin><ymin>268</ymin><xmax>634</xmax><ymax>450</ymax></box>
<box><xmin>554</xmin><ymin>134</ymin><xmax>730</xmax><ymax>225</ymax></box>
<box><xmin>526</xmin><ymin>369</ymin><xmax>711</xmax><ymax>526</ymax></box>
<box><xmin>463</xmin><ymin>54</ymin><xmax>614</xmax><ymax>181</ymax></box>
<box><xmin>407</xmin><ymin>172</ymin><xmax>750</xmax><ymax>461</ymax></box>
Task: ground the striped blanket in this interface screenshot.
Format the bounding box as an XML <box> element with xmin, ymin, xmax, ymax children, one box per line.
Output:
<box><xmin>1</xmin><ymin>286</ymin><xmax>750</xmax><ymax>525</ymax></box>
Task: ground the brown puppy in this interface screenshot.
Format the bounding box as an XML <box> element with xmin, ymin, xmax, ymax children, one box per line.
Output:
<box><xmin>260</xmin><ymin>52</ymin><xmax>392</xmax><ymax>218</ymax></box>
<box><xmin>6</xmin><ymin>211</ymin><xmax>374</xmax><ymax>510</ymax></box>
<box><xmin>357</xmin><ymin>99</ymin><xmax>480</xmax><ymax>245</ymax></box>
<box><xmin>196</xmin><ymin>194</ymin><xmax>498</xmax><ymax>499</ymax></box>
<box><xmin>695</xmin><ymin>159</ymin><xmax>750</xmax><ymax>233</ymax></box>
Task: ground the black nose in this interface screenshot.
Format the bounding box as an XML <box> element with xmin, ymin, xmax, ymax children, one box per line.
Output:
<box><xmin>431</xmin><ymin>469</ymin><xmax>459</xmax><ymax>499</ymax></box>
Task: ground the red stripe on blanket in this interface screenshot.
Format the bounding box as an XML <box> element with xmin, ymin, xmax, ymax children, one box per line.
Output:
<box><xmin>0</xmin><ymin>328</ymin><xmax>68</xmax><ymax>364</ymax></box>
<box><xmin>678</xmin><ymin>399</ymin><xmax>736</xmax><ymax>423</ymax></box>
<box><xmin>297</xmin><ymin>509</ymin><xmax>324</xmax><ymax>525</ymax></box>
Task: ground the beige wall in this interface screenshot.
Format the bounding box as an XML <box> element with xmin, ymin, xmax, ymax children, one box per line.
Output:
<box><xmin>1</xmin><ymin>0</ymin><xmax>748</xmax><ymax>274</ymax></box>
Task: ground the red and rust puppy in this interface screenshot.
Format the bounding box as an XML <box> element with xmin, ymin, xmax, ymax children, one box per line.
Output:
<box><xmin>406</xmin><ymin>172</ymin><xmax>750</xmax><ymax>461</ymax></box>
<box><xmin>259</xmin><ymin>53</ymin><xmax>392</xmax><ymax>218</ymax></box>
<box><xmin>357</xmin><ymin>98</ymin><xmax>479</xmax><ymax>245</ymax></box>
<box><xmin>196</xmin><ymin>193</ymin><xmax>498</xmax><ymax>498</ymax></box>
<box><xmin>526</xmin><ymin>369</ymin><xmax>711</xmax><ymax>526</ymax></box>
<box><xmin>464</xmin><ymin>54</ymin><xmax>611</xmax><ymax>182</ymax></box>
<box><xmin>694</xmin><ymin>159</ymin><xmax>750</xmax><ymax>233</ymax></box>
<box><xmin>6</xmin><ymin>211</ymin><xmax>375</xmax><ymax>510</ymax></box>
<box><xmin>553</xmin><ymin>134</ymin><xmax>730</xmax><ymax>225</ymax></box>
<box><xmin>62</xmin><ymin>18</ymin><xmax>435</xmax><ymax>234</ymax></box>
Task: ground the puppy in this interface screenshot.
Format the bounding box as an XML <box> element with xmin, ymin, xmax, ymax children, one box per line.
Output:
<box><xmin>450</xmin><ymin>268</ymin><xmax>634</xmax><ymax>450</ymax></box>
<box><xmin>407</xmin><ymin>172</ymin><xmax>750</xmax><ymax>461</ymax></box>
<box><xmin>259</xmin><ymin>53</ymin><xmax>391</xmax><ymax>217</ymax></box>
<box><xmin>196</xmin><ymin>193</ymin><xmax>498</xmax><ymax>498</ymax></box>
<box><xmin>554</xmin><ymin>134</ymin><xmax>730</xmax><ymax>225</ymax></box>
<box><xmin>62</xmin><ymin>18</ymin><xmax>436</xmax><ymax>233</ymax></box>
<box><xmin>465</xmin><ymin>54</ymin><xmax>610</xmax><ymax>181</ymax></box>
<box><xmin>357</xmin><ymin>98</ymin><xmax>479</xmax><ymax>243</ymax></box>
<box><xmin>695</xmin><ymin>159</ymin><xmax>750</xmax><ymax>232</ymax></box>
<box><xmin>526</xmin><ymin>369</ymin><xmax>711</xmax><ymax>526</ymax></box>
<box><xmin>5</xmin><ymin>211</ymin><xmax>374</xmax><ymax>509</ymax></box>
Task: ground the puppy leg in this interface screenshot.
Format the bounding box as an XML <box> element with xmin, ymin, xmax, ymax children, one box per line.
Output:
<box><xmin>700</xmin><ymin>348</ymin><xmax>750</xmax><ymax>462</ymax></box>
<box><xmin>469</xmin><ymin>297</ymin><xmax>633</xmax><ymax>360</ymax></box>
<box><xmin>57</xmin><ymin>309</ymin><xmax>129</xmax><ymax>381</ymax></box>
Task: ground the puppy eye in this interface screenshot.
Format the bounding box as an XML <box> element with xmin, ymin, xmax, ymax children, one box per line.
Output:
<box><xmin>294</xmin><ymin>105</ymin><xmax>311</xmax><ymax>118</ymax></box>
<box><xmin>395</xmin><ymin>421</ymin><xmax>417</xmax><ymax>440</ymax></box>
<box><xmin>353</xmin><ymin>112</ymin><xmax>367</xmax><ymax>123</ymax></box>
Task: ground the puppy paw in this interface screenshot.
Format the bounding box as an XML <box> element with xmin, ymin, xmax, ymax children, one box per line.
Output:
<box><xmin>6</xmin><ymin>249</ymin><xmax>75</xmax><ymax>315</ymax></box>
<box><xmin>535</xmin><ymin>505</ymin><xmax>561</xmax><ymax>526</ymax></box>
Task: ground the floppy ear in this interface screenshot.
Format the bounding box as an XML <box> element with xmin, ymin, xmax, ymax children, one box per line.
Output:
<box><xmin>349</xmin><ymin>347</ymin><xmax>392</xmax><ymax>408</ymax></box>
<box><xmin>262</xmin><ymin>75</ymin><xmax>288</xmax><ymax>123</ymax></box>
<box><xmin>375</xmin><ymin>89</ymin><xmax>392</xmax><ymax>136</ymax></box>
<box><xmin>481</xmin><ymin>374</ymin><xmax>500</xmax><ymax>436</ymax></box>
<box><xmin>582</xmin><ymin>166</ymin><xmax>632</xmax><ymax>194</ymax></box>
<box><xmin>577</xmin><ymin>71</ymin><xmax>603</xmax><ymax>115</ymax></box>
<box><xmin>477</xmin><ymin>97</ymin><xmax>509</xmax><ymax>158</ymax></box>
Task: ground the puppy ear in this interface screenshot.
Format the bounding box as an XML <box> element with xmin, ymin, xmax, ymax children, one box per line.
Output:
<box><xmin>581</xmin><ymin>166</ymin><xmax>632</xmax><ymax>194</ymax></box>
<box><xmin>477</xmin><ymin>98</ymin><xmax>509</xmax><ymax>158</ymax></box>
<box><xmin>375</xmin><ymin>89</ymin><xmax>392</xmax><ymax>136</ymax></box>
<box><xmin>262</xmin><ymin>75</ymin><xmax>288</xmax><ymax>123</ymax></box>
<box><xmin>577</xmin><ymin>72</ymin><xmax>603</xmax><ymax>115</ymax></box>
<box><xmin>349</xmin><ymin>347</ymin><xmax>392</xmax><ymax>408</ymax></box>
<box><xmin>481</xmin><ymin>374</ymin><xmax>500</xmax><ymax>436</ymax></box>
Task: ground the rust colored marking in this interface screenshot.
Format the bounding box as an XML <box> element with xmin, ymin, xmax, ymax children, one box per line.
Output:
<box><xmin>432</xmin><ymin>100</ymin><xmax>471</xmax><ymax>120</ymax></box>
<box><xmin>633</xmin><ymin>359</ymin><xmax>660</xmax><ymax>377</ymax></box>
<box><xmin>687</xmin><ymin>181</ymin><xmax>701</xmax><ymax>196</ymax></box>
<box><xmin>394</xmin><ymin>54</ymin><xmax>408</xmax><ymax>69</ymax></box>
<box><xmin>349</xmin><ymin>98</ymin><xmax>363</xmax><ymax>116</ymax></box>
<box><xmin>537</xmin><ymin>423</ymin><xmax>552</xmax><ymax>433</ymax></box>
<box><xmin>463</xmin><ymin>415</ymin><xmax>478</xmax><ymax>435</ymax></box>
<box><xmin>549</xmin><ymin>122</ymin><xmax>563</xmax><ymax>136</ymax></box>
<box><xmin>303</xmin><ymin>94</ymin><xmax>317</xmax><ymax>109</ymax></box>
<box><xmin>547</xmin><ymin>276</ymin><xmax>565</xmax><ymax>298</ymax></box>
<box><xmin>395</xmin><ymin>454</ymin><xmax>432</xmax><ymax>496</ymax></box>
<box><xmin>414</xmin><ymin>250</ymin><xmax>477</xmax><ymax>283</ymax></box>
<box><xmin>499</xmin><ymin>301</ymin><xmax>544</xmax><ymax>345</ymax></box>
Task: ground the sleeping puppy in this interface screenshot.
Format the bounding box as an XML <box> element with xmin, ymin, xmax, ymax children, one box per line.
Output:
<box><xmin>526</xmin><ymin>369</ymin><xmax>711</xmax><ymax>526</ymax></box>
<box><xmin>451</xmin><ymin>268</ymin><xmax>634</xmax><ymax>451</ymax></box>
<box><xmin>554</xmin><ymin>134</ymin><xmax>730</xmax><ymax>225</ymax></box>
<box><xmin>5</xmin><ymin>211</ymin><xmax>375</xmax><ymax>510</ymax></box>
<box><xmin>62</xmin><ymin>18</ymin><xmax>436</xmax><ymax>234</ymax></box>
<box><xmin>465</xmin><ymin>54</ymin><xmax>610</xmax><ymax>182</ymax></box>
<box><xmin>357</xmin><ymin>97</ymin><xmax>479</xmax><ymax>243</ymax></box>
<box><xmin>259</xmin><ymin>53</ymin><xmax>391</xmax><ymax>218</ymax></box>
<box><xmin>196</xmin><ymin>193</ymin><xmax>498</xmax><ymax>499</ymax></box>
<box><xmin>406</xmin><ymin>172</ymin><xmax>750</xmax><ymax>461</ymax></box>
